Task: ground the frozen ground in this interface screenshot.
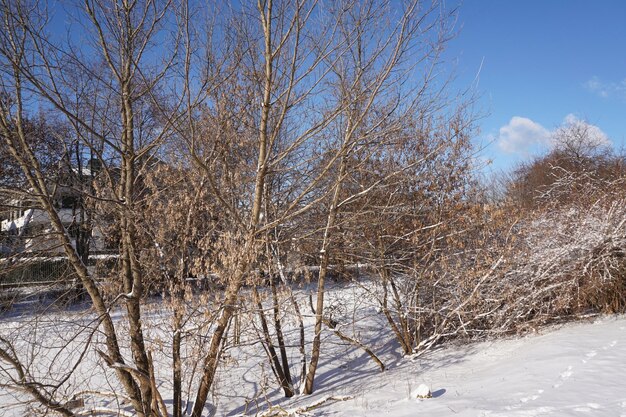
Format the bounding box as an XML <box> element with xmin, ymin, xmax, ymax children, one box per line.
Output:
<box><xmin>1</xmin><ymin>284</ymin><xmax>625</xmax><ymax>416</ymax></box>
<box><xmin>320</xmin><ymin>316</ymin><xmax>626</xmax><ymax>417</ymax></box>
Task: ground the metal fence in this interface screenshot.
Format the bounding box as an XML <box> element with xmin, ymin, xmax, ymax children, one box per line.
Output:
<box><xmin>0</xmin><ymin>258</ymin><xmax>77</xmax><ymax>288</ymax></box>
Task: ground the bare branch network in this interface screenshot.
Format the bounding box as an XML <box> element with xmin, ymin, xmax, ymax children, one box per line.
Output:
<box><xmin>1</xmin><ymin>1</ymin><xmax>625</xmax><ymax>416</ymax></box>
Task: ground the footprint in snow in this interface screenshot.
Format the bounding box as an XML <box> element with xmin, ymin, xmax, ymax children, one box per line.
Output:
<box><xmin>602</xmin><ymin>340</ymin><xmax>617</xmax><ymax>350</ymax></box>
<box><xmin>582</xmin><ymin>350</ymin><xmax>597</xmax><ymax>363</ymax></box>
<box><xmin>505</xmin><ymin>389</ymin><xmax>544</xmax><ymax>410</ymax></box>
<box><xmin>573</xmin><ymin>403</ymin><xmax>602</xmax><ymax>412</ymax></box>
<box><xmin>560</xmin><ymin>366</ymin><xmax>573</xmax><ymax>379</ymax></box>
<box><xmin>553</xmin><ymin>366</ymin><xmax>573</xmax><ymax>388</ymax></box>
<box><xmin>520</xmin><ymin>394</ymin><xmax>540</xmax><ymax>403</ymax></box>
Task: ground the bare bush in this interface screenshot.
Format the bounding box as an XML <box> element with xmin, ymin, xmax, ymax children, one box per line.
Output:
<box><xmin>0</xmin><ymin>0</ymin><xmax>476</xmax><ymax>415</ymax></box>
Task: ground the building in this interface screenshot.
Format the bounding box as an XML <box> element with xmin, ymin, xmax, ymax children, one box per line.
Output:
<box><xmin>0</xmin><ymin>159</ymin><xmax>107</xmax><ymax>257</ymax></box>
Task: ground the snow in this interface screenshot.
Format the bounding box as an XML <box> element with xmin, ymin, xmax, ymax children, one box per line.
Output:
<box><xmin>326</xmin><ymin>316</ymin><xmax>626</xmax><ymax>417</ymax></box>
<box><xmin>1</xmin><ymin>284</ymin><xmax>626</xmax><ymax>416</ymax></box>
<box><xmin>412</xmin><ymin>383</ymin><xmax>431</xmax><ymax>399</ymax></box>
<box><xmin>214</xmin><ymin>305</ymin><xmax>626</xmax><ymax>416</ymax></box>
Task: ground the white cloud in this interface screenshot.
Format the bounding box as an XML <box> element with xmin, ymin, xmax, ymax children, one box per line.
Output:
<box><xmin>495</xmin><ymin>114</ymin><xmax>611</xmax><ymax>157</ymax></box>
<box><xmin>496</xmin><ymin>116</ymin><xmax>551</xmax><ymax>156</ymax></box>
<box><xmin>583</xmin><ymin>76</ymin><xmax>626</xmax><ymax>99</ymax></box>
<box><xmin>556</xmin><ymin>113</ymin><xmax>612</xmax><ymax>150</ymax></box>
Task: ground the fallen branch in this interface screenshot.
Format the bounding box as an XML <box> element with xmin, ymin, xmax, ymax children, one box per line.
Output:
<box><xmin>322</xmin><ymin>318</ymin><xmax>385</xmax><ymax>372</ymax></box>
<box><xmin>255</xmin><ymin>395</ymin><xmax>354</xmax><ymax>416</ymax></box>
<box><xmin>74</xmin><ymin>408</ymin><xmax>135</xmax><ymax>417</ymax></box>
<box><xmin>306</xmin><ymin>299</ymin><xmax>385</xmax><ymax>371</ymax></box>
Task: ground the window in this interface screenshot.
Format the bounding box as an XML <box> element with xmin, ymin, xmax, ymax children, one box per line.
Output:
<box><xmin>61</xmin><ymin>196</ymin><xmax>78</xmax><ymax>209</ymax></box>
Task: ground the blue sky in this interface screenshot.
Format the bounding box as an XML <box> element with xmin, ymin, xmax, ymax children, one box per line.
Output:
<box><xmin>446</xmin><ymin>0</ymin><xmax>626</xmax><ymax>172</ymax></box>
<box><xmin>45</xmin><ymin>1</ymin><xmax>624</xmax><ymax>173</ymax></box>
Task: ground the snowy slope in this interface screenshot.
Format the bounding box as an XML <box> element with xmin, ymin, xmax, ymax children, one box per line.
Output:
<box><xmin>1</xmin><ymin>286</ymin><xmax>625</xmax><ymax>416</ymax></box>
<box><xmin>307</xmin><ymin>316</ymin><xmax>626</xmax><ymax>417</ymax></box>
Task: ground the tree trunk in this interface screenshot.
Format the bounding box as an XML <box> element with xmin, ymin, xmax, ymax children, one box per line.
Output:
<box><xmin>303</xmin><ymin>156</ymin><xmax>347</xmax><ymax>394</ymax></box>
<box><xmin>253</xmin><ymin>286</ymin><xmax>294</xmax><ymax>397</ymax></box>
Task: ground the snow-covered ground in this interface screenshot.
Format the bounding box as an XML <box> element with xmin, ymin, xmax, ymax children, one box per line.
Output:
<box><xmin>1</xmin><ymin>284</ymin><xmax>625</xmax><ymax>416</ymax></box>
<box><xmin>219</xmin><ymin>291</ymin><xmax>626</xmax><ymax>417</ymax></box>
<box><xmin>320</xmin><ymin>316</ymin><xmax>626</xmax><ymax>417</ymax></box>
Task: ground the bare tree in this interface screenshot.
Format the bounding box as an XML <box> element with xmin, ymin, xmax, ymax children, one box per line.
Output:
<box><xmin>508</xmin><ymin>118</ymin><xmax>623</xmax><ymax>209</ymax></box>
<box><xmin>0</xmin><ymin>0</ymin><xmax>179</xmax><ymax>414</ymax></box>
<box><xmin>301</xmin><ymin>0</ymin><xmax>471</xmax><ymax>390</ymax></box>
<box><xmin>0</xmin><ymin>0</ymin><xmax>480</xmax><ymax>415</ymax></box>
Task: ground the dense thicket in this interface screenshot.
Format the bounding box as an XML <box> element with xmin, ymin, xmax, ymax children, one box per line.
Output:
<box><xmin>0</xmin><ymin>1</ymin><xmax>624</xmax><ymax>416</ymax></box>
